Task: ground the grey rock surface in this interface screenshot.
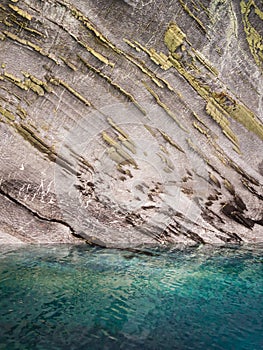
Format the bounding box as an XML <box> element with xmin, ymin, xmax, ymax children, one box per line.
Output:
<box><xmin>0</xmin><ymin>0</ymin><xmax>262</xmax><ymax>246</ymax></box>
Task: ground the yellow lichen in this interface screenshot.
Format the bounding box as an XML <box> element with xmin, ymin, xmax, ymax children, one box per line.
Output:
<box><xmin>193</xmin><ymin>121</ymin><xmax>209</xmax><ymax>136</ymax></box>
<box><xmin>223</xmin><ymin>179</ymin><xmax>235</xmax><ymax>195</ymax></box>
<box><xmin>78</xmin><ymin>39</ymin><xmax>114</xmax><ymax>67</ymax></box>
<box><xmin>186</xmin><ymin>138</ymin><xmax>218</xmax><ymax>173</ymax></box>
<box><xmin>17</xmin><ymin>106</ymin><xmax>27</xmax><ymax>119</ymax></box>
<box><xmin>3</xmin><ymin>71</ymin><xmax>48</xmax><ymax>96</ymax></box>
<box><xmin>192</xmin><ymin>48</ymin><xmax>219</xmax><ymax>76</ymax></box>
<box><xmin>0</xmin><ymin>105</ymin><xmax>15</xmax><ymax>121</ymax></box>
<box><xmin>22</xmin><ymin>72</ymin><xmax>53</xmax><ymax>93</ymax></box>
<box><xmin>164</xmin><ymin>21</ymin><xmax>263</xmax><ymax>142</ymax></box>
<box><xmin>240</xmin><ymin>0</ymin><xmax>263</xmax><ymax>71</ymax></box>
<box><xmin>118</xmin><ymin>135</ymin><xmax>136</xmax><ymax>154</ymax></box>
<box><xmin>107</xmin><ymin>118</ymin><xmax>130</xmax><ymax>139</ymax></box>
<box><xmin>209</xmin><ymin>173</ymin><xmax>221</xmax><ymax>188</ymax></box>
<box><xmin>3</xmin><ymin>71</ymin><xmax>29</xmax><ymax>91</ymax></box>
<box><xmin>178</xmin><ymin>0</ymin><xmax>207</xmax><ymax>33</ymax></box>
<box><xmin>132</xmin><ymin>40</ymin><xmax>172</xmax><ymax>70</ymax></box>
<box><xmin>213</xmin><ymin>92</ymin><xmax>263</xmax><ymax>141</ymax></box>
<box><xmin>24</xmin><ymin>79</ymin><xmax>45</xmax><ymax>96</ymax></box>
<box><xmin>79</xmin><ymin>55</ymin><xmax>145</xmax><ymax>114</ymax></box>
<box><xmin>8</xmin><ymin>4</ymin><xmax>32</xmax><ymax>21</ymax></box>
<box><xmin>106</xmin><ymin>118</ymin><xmax>136</xmax><ymax>154</ymax></box>
<box><xmin>3</xmin><ymin>31</ymin><xmax>59</xmax><ymax>63</ymax></box>
<box><xmin>102</xmin><ymin>132</ymin><xmax>138</xmax><ymax>168</ymax></box>
<box><xmin>15</xmin><ymin>123</ymin><xmax>55</xmax><ymax>158</ymax></box>
<box><xmin>3</xmin><ymin>71</ymin><xmax>21</xmax><ymax>83</ymax></box>
<box><xmin>206</xmin><ymin>99</ymin><xmax>240</xmax><ymax>148</ymax></box>
<box><xmin>158</xmin><ymin>129</ymin><xmax>185</xmax><ymax>153</ymax></box>
<box><xmin>168</xmin><ymin>55</ymin><xmax>210</xmax><ymax>100</ymax></box>
<box><xmin>59</xmin><ymin>56</ymin><xmax>78</xmax><ymax>71</ymax></box>
<box><xmin>192</xmin><ymin>112</ymin><xmax>209</xmax><ymax>128</ymax></box>
<box><xmin>124</xmin><ymin>38</ymin><xmax>141</xmax><ymax>52</ymax></box>
<box><xmin>143</xmin><ymin>82</ymin><xmax>188</xmax><ymax>132</ymax></box>
<box><xmin>107</xmin><ymin>147</ymin><xmax>128</xmax><ymax>166</ymax></box>
<box><xmin>164</xmin><ymin>22</ymin><xmax>186</xmax><ymax>53</ymax></box>
<box><xmin>157</xmin><ymin>152</ymin><xmax>175</xmax><ymax>171</ymax></box>
<box><xmin>49</xmin><ymin>78</ymin><xmax>91</xmax><ymax>106</ymax></box>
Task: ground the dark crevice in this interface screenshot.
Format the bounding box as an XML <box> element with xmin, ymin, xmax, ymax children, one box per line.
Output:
<box><xmin>0</xmin><ymin>187</ymin><xmax>84</xmax><ymax>240</ymax></box>
<box><xmin>221</xmin><ymin>202</ymin><xmax>255</xmax><ymax>229</ymax></box>
<box><xmin>169</xmin><ymin>220</ymin><xmax>205</xmax><ymax>244</ymax></box>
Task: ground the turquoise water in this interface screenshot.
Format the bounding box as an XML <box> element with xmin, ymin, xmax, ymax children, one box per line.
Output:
<box><xmin>0</xmin><ymin>244</ymin><xmax>262</xmax><ymax>350</ymax></box>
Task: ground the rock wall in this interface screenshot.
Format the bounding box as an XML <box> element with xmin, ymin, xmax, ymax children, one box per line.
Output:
<box><xmin>0</xmin><ymin>0</ymin><xmax>262</xmax><ymax>246</ymax></box>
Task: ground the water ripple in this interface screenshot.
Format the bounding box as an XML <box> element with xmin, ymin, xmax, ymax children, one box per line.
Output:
<box><xmin>0</xmin><ymin>244</ymin><xmax>262</xmax><ymax>349</ymax></box>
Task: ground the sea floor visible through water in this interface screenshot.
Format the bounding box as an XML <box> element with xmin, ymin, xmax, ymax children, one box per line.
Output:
<box><xmin>0</xmin><ymin>243</ymin><xmax>262</xmax><ymax>350</ymax></box>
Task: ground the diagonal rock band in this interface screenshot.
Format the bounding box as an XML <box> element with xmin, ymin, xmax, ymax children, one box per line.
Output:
<box><xmin>0</xmin><ymin>0</ymin><xmax>262</xmax><ymax>246</ymax></box>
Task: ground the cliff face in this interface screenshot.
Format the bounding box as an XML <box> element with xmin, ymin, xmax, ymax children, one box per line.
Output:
<box><xmin>0</xmin><ymin>0</ymin><xmax>262</xmax><ymax>247</ymax></box>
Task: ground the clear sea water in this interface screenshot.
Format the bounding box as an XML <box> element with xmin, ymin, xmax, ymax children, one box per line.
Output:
<box><xmin>0</xmin><ymin>244</ymin><xmax>262</xmax><ymax>350</ymax></box>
